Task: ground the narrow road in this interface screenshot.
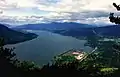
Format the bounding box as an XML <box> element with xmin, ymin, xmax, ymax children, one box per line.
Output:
<box><xmin>89</xmin><ymin>47</ymin><xmax>98</xmax><ymax>54</ymax></box>
<box><xmin>92</xmin><ymin>29</ymin><xmax>103</xmax><ymax>37</ymax></box>
<box><xmin>92</xmin><ymin>29</ymin><xmax>97</xmax><ymax>35</ymax></box>
<box><xmin>80</xmin><ymin>47</ymin><xmax>98</xmax><ymax>62</ymax></box>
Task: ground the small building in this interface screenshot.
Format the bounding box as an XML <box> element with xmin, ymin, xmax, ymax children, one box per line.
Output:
<box><xmin>56</xmin><ymin>49</ymin><xmax>86</xmax><ymax>62</ymax></box>
<box><xmin>72</xmin><ymin>51</ymin><xmax>85</xmax><ymax>60</ymax></box>
<box><xmin>72</xmin><ymin>52</ymin><xmax>80</xmax><ymax>55</ymax></box>
<box><xmin>75</xmin><ymin>54</ymin><xmax>84</xmax><ymax>60</ymax></box>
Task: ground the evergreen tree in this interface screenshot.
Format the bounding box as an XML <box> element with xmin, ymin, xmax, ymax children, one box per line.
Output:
<box><xmin>0</xmin><ymin>38</ymin><xmax>22</xmax><ymax>77</ymax></box>
<box><xmin>108</xmin><ymin>2</ymin><xmax>120</xmax><ymax>67</ymax></box>
<box><xmin>109</xmin><ymin>3</ymin><xmax>120</xmax><ymax>24</ymax></box>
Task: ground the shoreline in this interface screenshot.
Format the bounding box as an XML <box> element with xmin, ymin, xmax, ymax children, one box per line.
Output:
<box><xmin>5</xmin><ymin>34</ymin><xmax>38</xmax><ymax>46</ymax></box>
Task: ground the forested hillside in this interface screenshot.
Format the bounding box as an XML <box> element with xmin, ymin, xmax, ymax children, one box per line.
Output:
<box><xmin>0</xmin><ymin>24</ymin><xmax>38</xmax><ymax>44</ymax></box>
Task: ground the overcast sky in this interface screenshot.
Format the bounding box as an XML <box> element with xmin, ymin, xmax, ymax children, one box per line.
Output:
<box><xmin>0</xmin><ymin>0</ymin><xmax>120</xmax><ymax>26</ymax></box>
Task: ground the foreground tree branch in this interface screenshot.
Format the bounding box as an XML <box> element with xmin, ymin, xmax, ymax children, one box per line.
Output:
<box><xmin>109</xmin><ymin>3</ymin><xmax>120</xmax><ymax>24</ymax></box>
<box><xmin>113</xmin><ymin>3</ymin><xmax>120</xmax><ymax>11</ymax></box>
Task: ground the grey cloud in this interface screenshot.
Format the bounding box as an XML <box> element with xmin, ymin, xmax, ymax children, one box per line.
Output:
<box><xmin>66</xmin><ymin>11</ymin><xmax>110</xmax><ymax>20</ymax></box>
<box><xmin>0</xmin><ymin>10</ymin><xmax>3</xmax><ymax>14</ymax></box>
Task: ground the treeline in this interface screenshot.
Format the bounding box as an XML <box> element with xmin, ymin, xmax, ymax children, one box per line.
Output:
<box><xmin>1</xmin><ymin>36</ymin><xmax>120</xmax><ymax>77</ymax></box>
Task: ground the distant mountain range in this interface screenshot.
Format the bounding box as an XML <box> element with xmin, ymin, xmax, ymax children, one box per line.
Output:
<box><xmin>52</xmin><ymin>25</ymin><xmax>120</xmax><ymax>37</ymax></box>
<box><xmin>13</xmin><ymin>22</ymin><xmax>120</xmax><ymax>37</ymax></box>
<box><xmin>0</xmin><ymin>24</ymin><xmax>38</xmax><ymax>44</ymax></box>
<box><xmin>12</xmin><ymin>22</ymin><xmax>95</xmax><ymax>30</ymax></box>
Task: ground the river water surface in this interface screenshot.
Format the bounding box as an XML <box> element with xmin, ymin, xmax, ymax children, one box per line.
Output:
<box><xmin>6</xmin><ymin>30</ymin><xmax>92</xmax><ymax>66</ymax></box>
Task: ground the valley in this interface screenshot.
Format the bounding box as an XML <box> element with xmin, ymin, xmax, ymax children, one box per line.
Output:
<box><xmin>5</xmin><ymin>30</ymin><xmax>92</xmax><ymax>66</ymax></box>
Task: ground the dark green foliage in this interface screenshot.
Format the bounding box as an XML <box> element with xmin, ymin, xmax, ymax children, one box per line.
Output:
<box><xmin>1</xmin><ymin>37</ymin><xmax>120</xmax><ymax>77</ymax></box>
<box><xmin>0</xmin><ymin>24</ymin><xmax>38</xmax><ymax>44</ymax></box>
<box><xmin>108</xmin><ymin>2</ymin><xmax>120</xmax><ymax>67</ymax></box>
<box><xmin>84</xmin><ymin>35</ymin><xmax>100</xmax><ymax>48</ymax></box>
<box><xmin>53</xmin><ymin>55</ymin><xmax>77</xmax><ymax>66</ymax></box>
<box><xmin>0</xmin><ymin>38</ymin><xmax>22</xmax><ymax>77</ymax></box>
<box><xmin>0</xmin><ymin>38</ymin><xmax>91</xmax><ymax>77</ymax></box>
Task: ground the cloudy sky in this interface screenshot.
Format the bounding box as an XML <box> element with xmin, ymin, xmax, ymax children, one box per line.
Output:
<box><xmin>0</xmin><ymin>0</ymin><xmax>120</xmax><ymax>26</ymax></box>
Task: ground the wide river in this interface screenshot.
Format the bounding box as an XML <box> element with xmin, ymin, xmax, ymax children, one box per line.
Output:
<box><xmin>6</xmin><ymin>30</ymin><xmax>92</xmax><ymax>66</ymax></box>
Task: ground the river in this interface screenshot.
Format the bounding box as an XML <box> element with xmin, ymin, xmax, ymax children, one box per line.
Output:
<box><xmin>6</xmin><ymin>30</ymin><xmax>92</xmax><ymax>66</ymax></box>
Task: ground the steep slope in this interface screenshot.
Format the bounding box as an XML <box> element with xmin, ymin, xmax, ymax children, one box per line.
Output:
<box><xmin>0</xmin><ymin>24</ymin><xmax>38</xmax><ymax>44</ymax></box>
<box><xmin>94</xmin><ymin>25</ymin><xmax>120</xmax><ymax>36</ymax></box>
<box><xmin>52</xmin><ymin>28</ymin><xmax>95</xmax><ymax>37</ymax></box>
<box><xmin>52</xmin><ymin>25</ymin><xmax>120</xmax><ymax>37</ymax></box>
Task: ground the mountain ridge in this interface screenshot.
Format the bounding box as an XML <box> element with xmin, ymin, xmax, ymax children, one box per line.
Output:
<box><xmin>52</xmin><ymin>25</ymin><xmax>120</xmax><ymax>37</ymax></box>
<box><xmin>0</xmin><ymin>24</ymin><xmax>38</xmax><ymax>44</ymax></box>
<box><xmin>12</xmin><ymin>22</ymin><xmax>95</xmax><ymax>30</ymax></box>
<box><xmin>11</xmin><ymin>22</ymin><xmax>120</xmax><ymax>38</ymax></box>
